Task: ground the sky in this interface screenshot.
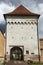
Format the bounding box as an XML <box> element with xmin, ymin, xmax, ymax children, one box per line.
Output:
<box><xmin>0</xmin><ymin>0</ymin><xmax>43</xmax><ymax>38</ymax></box>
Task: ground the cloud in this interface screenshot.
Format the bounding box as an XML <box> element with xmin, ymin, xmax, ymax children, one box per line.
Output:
<box><xmin>0</xmin><ymin>2</ymin><xmax>15</xmax><ymax>24</ymax></box>
<box><xmin>0</xmin><ymin>0</ymin><xmax>21</xmax><ymax>7</ymax></box>
<box><xmin>38</xmin><ymin>3</ymin><xmax>43</xmax><ymax>14</ymax></box>
<box><xmin>0</xmin><ymin>0</ymin><xmax>43</xmax><ymax>38</ymax></box>
<box><xmin>38</xmin><ymin>3</ymin><xmax>43</xmax><ymax>38</ymax></box>
<box><xmin>21</xmin><ymin>0</ymin><xmax>40</xmax><ymax>14</ymax></box>
<box><xmin>21</xmin><ymin>0</ymin><xmax>43</xmax><ymax>38</ymax></box>
<box><xmin>38</xmin><ymin>15</ymin><xmax>43</xmax><ymax>38</ymax></box>
<box><xmin>36</xmin><ymin>0</ymin><xmax>43</xmax><ymax>4</ymax></box>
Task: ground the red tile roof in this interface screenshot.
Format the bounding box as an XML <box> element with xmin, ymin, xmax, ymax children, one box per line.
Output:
<box><xmin>40</xmin><ymin>39</ymin><xmax>43</xmax><ymax>41</ymax></box>
<box><xmin>4</xmin><ymin>5</ymin><xmax>40</xmax><ymax>17</ymax></box>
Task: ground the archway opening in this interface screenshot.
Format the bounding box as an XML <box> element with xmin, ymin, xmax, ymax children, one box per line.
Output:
<box><xmin>10</xmin><ymin>46</ymin><xmax>23</xmax><ymax>61</ymax></box>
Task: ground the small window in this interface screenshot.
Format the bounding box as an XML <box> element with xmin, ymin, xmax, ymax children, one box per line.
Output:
<box><xmin>31</xmin><ymin>22</ymin><xmax>33</xmax><ymax>24</ymax></box>
<box><xmin>24</xmin><ymin>22</ymin><xmax>27</xmax><ymax>24</ymax></box>
<box><xmin>28</xmin><ymin>22</ymin><xmax>30</xmax><ymax>24</ymax></box>
<box><xmin>18</xmin><ymin>22</ymin><xmax>20</xmax><ymax>24</ymax></box>
<box><xmin>31</xmin><ymin>52</ymin><xmax>34</xmax><ymax>55</ymax></box>
<box><xmin>8</xmin><ymin>22</ymin><xmax>10</xmax><ymax>24</ymax></box>
<box><xmin>35</xmin><ymin>22</ymin><xmax>37</xmax><ymax>25</ymax></box>
<box><xmin>15</xmin><ymin>22</ymin><xmax>17</xmax><ymax>24</ymax></box>
<box><xmin>11</xmin><ymin>22</ymin><xmax>13</xmax><ymax>24</ymax></box>
<box><xmin>21</xmin><ymin>22</ymin><xmax>23</xmax><ymax>24</ymax></box>
<box><xmin>26</xmin><ymin>50</ymin><xmax>29</xmax><ymax>54</ymax></box>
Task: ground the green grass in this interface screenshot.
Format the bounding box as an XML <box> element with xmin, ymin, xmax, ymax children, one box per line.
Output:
<box><xmin>1</xmin><ymin>61</ymin><xmax>6</xmax><ymax>65</ymax></box>
<box><xmin>28</xmin><ymin>63</ymin><xmax>43</xmax><ymax>65</ymax></box>
<box><xmin>1</xmin><ymin>61</ymin><xmax>43</xmax><ymax>65</ymax></box>
<box><xmin>31</xmin><ymin>63</ymin><xmax>43</xmax><ymax>65</ymax></box>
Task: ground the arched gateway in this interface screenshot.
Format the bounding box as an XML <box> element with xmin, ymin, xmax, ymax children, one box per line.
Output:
<box><xmin>10</xmin><ymin>46</ymin><xmax>24</xmax><ymax>60</ymax></box>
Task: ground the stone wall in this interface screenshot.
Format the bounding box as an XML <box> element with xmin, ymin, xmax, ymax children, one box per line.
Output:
<box><xmin>0</xmin><ymin>31</ymin><xmax>5</xmax><ymax>63</ymax></box>
<box><xmin>40</xmin><ymin>39</ymin><xmax>43</xmax><ymax>62</ymax></box>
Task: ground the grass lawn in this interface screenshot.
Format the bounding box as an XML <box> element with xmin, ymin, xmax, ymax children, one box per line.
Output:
<box><xmin>1</xmin><ymin>61</ymin><xmax>43</xmax><ymax>65</ymax></box>
<box><xmin>28</xmin><ymin>63</ymin><xmax>43</xmax><ymax>65</ymax></box>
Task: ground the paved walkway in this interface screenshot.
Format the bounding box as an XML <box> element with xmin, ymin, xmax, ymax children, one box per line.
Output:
<box><xmin>6</xmin><ymin>61</ymin><xmax>28</xmax><ymax>65</ymax></box>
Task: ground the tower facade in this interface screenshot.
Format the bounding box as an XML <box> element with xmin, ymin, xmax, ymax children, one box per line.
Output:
<box><xmin>4</xmin><ymin>5</ymin><xmax>40</xmax><ymax>62</ymax></box>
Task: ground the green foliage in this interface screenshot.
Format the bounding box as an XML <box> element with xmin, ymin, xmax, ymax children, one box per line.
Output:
<box><xmin>27</xmin><ymin>60</ymin><xmax>33</xmax><ymax>64</ymax></box>
<box><xmin>28</xmin><ymin>62</ymin><xmax>43</xmax><ymax>65</ymax></box>
<box><xmin>2</xmin><ymin>61</ymin><xmax>6</xmax><ymax>65</ymax></box>
<box><xmin>27</xmin><ymin>60</ymin><xmax>43</xmax><ymax>65</ymax></box>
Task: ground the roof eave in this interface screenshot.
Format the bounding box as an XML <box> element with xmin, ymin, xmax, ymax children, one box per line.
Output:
<box><xmin>3</xmin><ymin>14</ymin><xmax>40</xmax><ymax>18</ymax></box>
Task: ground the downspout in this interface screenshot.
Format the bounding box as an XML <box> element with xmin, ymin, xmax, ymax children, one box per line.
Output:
<box><xmin>37</xmin><ymin>18</ymin><xmax>40</xmax><ymax>62</ymax></box>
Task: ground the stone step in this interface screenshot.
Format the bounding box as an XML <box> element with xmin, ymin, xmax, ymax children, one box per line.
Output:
<box><xmin>6</xmin><ymin>61</ymin><xmax>28</xmax><ymax>65</ymax></box>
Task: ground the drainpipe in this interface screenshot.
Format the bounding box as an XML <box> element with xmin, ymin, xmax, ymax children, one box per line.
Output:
<box><xmin>4</xmin><ymin>20</ymin><xmax>7</xmax><ymax>62</ymax></box>
<box><xmin>37</xmin><ymin>20</ymin><xmax>40</xmax><ymax>63</ymax></box>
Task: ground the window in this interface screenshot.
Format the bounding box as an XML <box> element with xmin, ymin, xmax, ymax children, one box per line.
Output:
<box><xmin>31</xmin><ymin>52</ymin><xmax>34</xmax><ymax>55</ymax></box>
<box><xmin>24</xmin><ymin>22</ymin><xmax>27</xmax><ymax>24</ymax></box>
<box><xmin>28</xmin><ymin>22</ymin><xmax>31</xmax><ymax>24</ymax></box>
<box><xmin>11</xmin><ymin>22</ymin><xmax>13</xmax><ymax>24</ymax></box>
<box><xmin>21</xmin><ymin>22</ymin><xmax>23</xmax><ymax>24</ymax></box>
<box><xmin>8</xmin><ymin>22</ymin><xmax>10</xmax><ymax>24</ymax></box>
<box><xmin>18</xmin><ymin>22</ymin><xmax>20</xmax><ymax>24</ymax></box>
<box><xmin>31</xmin><ymin>22</ymin><xmax>33</xmax><ymax>24</ymax></box>
<box><xmin>26</xmin><ymin>50</ymin><xmax>29</xmax><ymax>54</ymax></box>
<box><xmin>15</xmin><ymin>22</ymin><xmax>17</xmax><ymax>24</ymax></box>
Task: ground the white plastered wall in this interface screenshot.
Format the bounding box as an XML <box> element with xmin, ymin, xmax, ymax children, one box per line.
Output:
<box><xmin>6</xmin><ymin>16</ymin><xmax>39</xmax><ymax>56</ymax></box>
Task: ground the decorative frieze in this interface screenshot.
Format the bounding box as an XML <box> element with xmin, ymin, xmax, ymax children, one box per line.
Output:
<box><xmin>7</xmin><ymin>21</ymin><xmax>37</xmax><ymax>25</ymax></box>
<box><xmin>11</xmin><ymin>22</ymin><xmax>13</xmax><ymax>24</ymax></box>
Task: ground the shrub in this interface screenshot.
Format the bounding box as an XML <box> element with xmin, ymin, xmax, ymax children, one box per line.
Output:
<box><xmin>2</xmin><ymin>61</ymin><xmax>6</xmax><ymax>65</ymax></box>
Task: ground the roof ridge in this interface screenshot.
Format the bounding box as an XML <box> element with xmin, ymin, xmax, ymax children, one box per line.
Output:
<box><xmin>3</xmin><ymin>5</ymin><xmax>40</xmax><ymax>17</ymax></box>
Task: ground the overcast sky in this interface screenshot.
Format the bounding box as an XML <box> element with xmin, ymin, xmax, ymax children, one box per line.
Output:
<box><xmin>0</xmin><ymin>0</ymin><xmax>43</xmax><ymax>38</ymax></box>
